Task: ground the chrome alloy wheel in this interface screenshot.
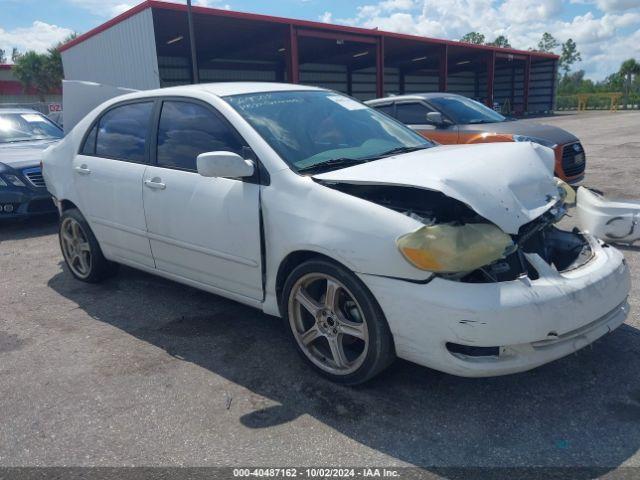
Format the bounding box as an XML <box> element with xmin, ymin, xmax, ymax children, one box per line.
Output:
<box><xmin>60</xmin><ymin>217</ymin><xmax>92</xmax><ymax>279</ymax></box>
<box><xmin>288</xmin><ymin>273</ymin><xmax>369</xmax><ymax>375</ymax></box>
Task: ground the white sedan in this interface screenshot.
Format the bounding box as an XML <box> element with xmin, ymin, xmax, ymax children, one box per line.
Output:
<box><xmin>43</xmin><ymin>83</ymin><xmax>631</xmax><ymax>384</ymax></box>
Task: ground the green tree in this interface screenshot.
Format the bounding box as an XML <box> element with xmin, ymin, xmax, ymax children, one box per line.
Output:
<box><xmin>488</xmin><ymin>35</ymin><xmax>511</xmax><ymax>48</ymax></box>
<box><xmin>559</xmin><ymin>38</ymin><xmax>581</xmax><ymax>75</ymax></box>
<box><xmin>11</xmin><ymin>47</ymin><xmax>21</xmax><ymax>62</ymax></box>
<box><xmin>0</xmin><ymin>49</ymin><xmax>6</xmax><ymax>63</ymax></box>
<box><xmin>536</xmin><ymin>32</ymin><xmax>559</xmax><ymax>53</ymax></box>
<box><xmin>619</xmin><ymin>58</ymin><xmax>640</xmax><ymax>108</ymax></box>
<box><xmin>13</xmin><ymin>51</ymin><xmax>50</xmax><ymax>101</ymax></box>
<box><xmin>13</xmin><ymin>50</ymin><xmax>64</xmax><ymax>102</ymax></box>
<box><xmin>12</xmin><ymin>33</ymin><xmax>75</xmax><ymax>102</ymax></box>
<box><xmin>460</xmin><ymin>32</ymin><xmax>485</xmax><ymax>45</ymax></box>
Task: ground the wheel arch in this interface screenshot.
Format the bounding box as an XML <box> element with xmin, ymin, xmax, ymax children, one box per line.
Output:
<box><xmin>275</xmin><ymin>250</ymin><xmax>354</xmax><ymax>313</ymax></box>
<box><xmin>59</xmin><ymin>199</ymin><xmax>79</xmax><ymax>212</ymax></box>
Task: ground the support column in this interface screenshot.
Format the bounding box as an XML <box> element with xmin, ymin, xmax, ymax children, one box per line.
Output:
<box><xmin>439</xmin><ymin>44</ymin><xmax>448</xmax><ymax>92</ymax></box>
<box><xmin>286</xmin><ymin>25</ymin><xmax>299</xmax><ymax>84</ymax></box>
<box><xmin>376</xmin><ymin>37</ymin><xmax>384</xmax><ymax>98</ymax></box>
<box><xmin>523</xmin><ymin>55</ymin><xmax>531</xmax><ymax>114</ymax></box>
<box><xmin>486</xmin><ymin>50</ymin><xmax>496</xmax><ymax>107</ymax></box>
<box><xmin>186</xmin><ymin>0</ymin><xmax>199</xmax><ymax>84</ymax></box>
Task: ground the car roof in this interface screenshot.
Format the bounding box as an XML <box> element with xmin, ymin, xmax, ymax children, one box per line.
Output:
<box><xmin>119</xmin><ymin>82</ymin><xmax>324</xmax><ymax>101</ymax></box>
<box><xmin>366</xmin><ymin>93</ymin><xmax>465</xmax><ymax>105</ymax></box>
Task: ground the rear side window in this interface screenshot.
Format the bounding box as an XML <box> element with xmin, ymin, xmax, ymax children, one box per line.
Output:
<box><xmin>156</xmin><ymin>101</ymin><xmax>244</xmax><ymax>171</ymax></box>
<box><xmin>396</xmin><ymin>102</ymin><xmax>433</xmax><ymax>124</ymax></box>
<box><xmin>96</xmin><ymin>102</ymin><xmax>153</xmax><ymax>162</ymax></box>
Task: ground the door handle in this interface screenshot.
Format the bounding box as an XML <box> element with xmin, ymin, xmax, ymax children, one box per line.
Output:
<box><xmin>74</xmin><ymin>165</ymin><xmax>91</xmax><ymax>175</ymax></box>
<box><xmin>144</xmin><ymin>178</ymin><xmax>166</xmax><ymax>190</ymax></box>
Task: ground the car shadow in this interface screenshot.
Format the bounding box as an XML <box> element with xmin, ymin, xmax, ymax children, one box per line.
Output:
<box><xmin>47</xmin><ymin>265</ymin><xmax>640</xmax><ymax>478</ymax></box>
<box><xmin>0</xmin><ymin>213</ymin><xmax>58</xmax><ymax>241</ymax></box>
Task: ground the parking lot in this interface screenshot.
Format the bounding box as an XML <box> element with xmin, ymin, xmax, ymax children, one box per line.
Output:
<box><xmin>1</xmin><ymin>111</ymin><xmax>639</xmax><ymax>473</ymax></box>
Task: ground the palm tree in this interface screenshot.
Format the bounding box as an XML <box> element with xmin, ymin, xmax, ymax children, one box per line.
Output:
<box><xmin>619</xmin><ymin>58</ymin><xmax>640</xmax><ymax>109</ymax></box>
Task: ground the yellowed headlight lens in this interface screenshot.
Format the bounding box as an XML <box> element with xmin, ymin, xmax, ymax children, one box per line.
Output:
<box><xmin>555</xmin><ymin>178</ymin><xmax>576</xmax><ymax>206</ymax></box>
<box><xmin>397</xmin><ymin>223</ymin><xmax>514</xmax><ymax>273</ymax></box>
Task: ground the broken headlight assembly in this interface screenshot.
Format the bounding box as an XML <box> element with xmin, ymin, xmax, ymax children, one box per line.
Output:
<box><xmin>555</xmin><ymin>177</ymin><xmax>576</xmax><ymax>207</ymax></box>
<box><xmin>396</xmin><ymin>223</ymin><xmax>515</xmax><ymax>273</ymax></box>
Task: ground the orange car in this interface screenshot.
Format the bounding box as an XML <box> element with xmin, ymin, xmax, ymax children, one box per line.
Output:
<box><xmin>366</xmin><ymin>93</ymin><xmax>585</xmax><ymax>184</ymax></box>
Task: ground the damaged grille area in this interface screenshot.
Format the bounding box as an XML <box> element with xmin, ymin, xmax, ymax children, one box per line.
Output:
<box><xmin>320</xmin><ymin>181</ymin><xmax>593</xmax><ymax>284</ymax></box>
<box><xmin>459</xmin><ymin>219</ymin><xmax>593</xmax><ymax>283</ymax></box>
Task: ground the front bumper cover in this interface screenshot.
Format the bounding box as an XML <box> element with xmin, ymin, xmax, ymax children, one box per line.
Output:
<box><xmin>359</xmin><ymin>235</ymin><xmax>630</xmax><ymax>377</ymax></box>
<box><xmin>0</xmin><ymin>188</ymin><xmax>55</xmax><ymax>219</ymax></box>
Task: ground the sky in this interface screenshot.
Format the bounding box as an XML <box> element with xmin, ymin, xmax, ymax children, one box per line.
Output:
<box><xmin>1</xmin><ymin>0</ymin><xmax>639</xmax><ymax>81</ymax></box>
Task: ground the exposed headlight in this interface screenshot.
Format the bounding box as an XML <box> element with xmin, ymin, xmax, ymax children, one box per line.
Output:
<box><xmin>2</xmin><ymin>174</ymin><xmax>26</xmax><ymax>187</ymax></box>
<box><xmin>555</xmin><ymin>177</ymin><xmax>576</xmax><ymax>206</ymax></box>
<box><xmin>396</xmin><ymin>223</ymin><xmax>515</xmax><ymax>273</ymax></box>
<box><xmin>513</xmin><ymin>135</ymin><xmax>557</xmax><ymax>149</ymax></box>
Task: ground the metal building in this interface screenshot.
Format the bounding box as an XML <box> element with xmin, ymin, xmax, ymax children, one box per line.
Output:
<box><xmin>60</xmin><ymin>0</ymin><xmax>559</xmax><ymax>115</ymax></box>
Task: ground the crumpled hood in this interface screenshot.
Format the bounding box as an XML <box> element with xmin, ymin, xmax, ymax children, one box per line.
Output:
<box><xmin>314</xmin><ymin>142</ymin><xmax>559</xmax><ymax>234</ymax></box>
<box><xmin>0</xmin><ymin>140</ymin><xmax>59</xmax><ymax>170</ymax></box>
<box><xmin>460</xmin><ymin>120</ymin><xmax>578</xmax><ymax>146</ymax></box>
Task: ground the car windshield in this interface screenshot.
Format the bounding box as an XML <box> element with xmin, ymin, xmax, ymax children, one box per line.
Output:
<box><xmin>225</xmin><ymin>90</ymin><xmax>434</xmax><ymax>172</ymax></box>
<box><xmin>0</xmin><ymin>112</ymin><xmax>63</xmax><ymax>144</ymax></box>
<box><xmin>429</xmin><ymin>96</ymin><xmax>506</xmax><ymax>124</ymax></box>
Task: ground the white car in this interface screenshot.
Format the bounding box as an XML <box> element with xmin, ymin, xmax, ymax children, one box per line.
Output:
<box><xmin>43</xmin><ymin>83</ymin><xmax>631</xmax><ymax>384</ymax></box>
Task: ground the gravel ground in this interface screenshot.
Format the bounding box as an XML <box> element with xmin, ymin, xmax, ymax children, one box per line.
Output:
<box><xmin>0</xmin><ymin>111</ymin><xmax>639</xmax><ymax>475</ymax></box>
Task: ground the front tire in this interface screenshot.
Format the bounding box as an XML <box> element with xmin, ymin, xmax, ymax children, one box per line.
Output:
<box><xmin>282</xmin><ymin>258</ymin><xmax>395</xmax><ymax>385</ymax></box>
<box><xmin>59</xmin><ymin>208</ymin><xmax>118</xmax><ymax>283</ymax></box>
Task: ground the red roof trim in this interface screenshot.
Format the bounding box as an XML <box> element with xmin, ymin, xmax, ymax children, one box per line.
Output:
<box><xmin>0</xmin><ymin>64</ymin><xmax>13</xmax><ymax>70</ymax></box>
<box><xmin>59</xmin><ymin>0</ymin><xmax>559</xmax><ymax>59</ymax></box>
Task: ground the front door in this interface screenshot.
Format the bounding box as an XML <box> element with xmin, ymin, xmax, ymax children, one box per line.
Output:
<box><xmin>73</xmin><ymin>101</ymin><xmax>155</xmax><ymax>268</ymax></box>
<box><xmin>395</xmin><ymin>101</ymin><xmax>459</xmax><ymax>144</ymax></box>
<box><xmin>142</xmin><ymin>99</ymin><xmax>263</xmax><ymax>301</ymax></box>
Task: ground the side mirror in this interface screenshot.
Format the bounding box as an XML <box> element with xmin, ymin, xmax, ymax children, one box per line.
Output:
<box><xmin>196</xmin><ymin>151</ymin><xmax>255</xmax><ymax>179</ymax></box>
<box><xmin>426</xmin><ymin>111</ymin><xmax>445</xmax><ymax>126</ymax></box>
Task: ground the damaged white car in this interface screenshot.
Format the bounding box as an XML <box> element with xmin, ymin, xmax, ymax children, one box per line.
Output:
<box><xmin>42</xmin><ymin>83</ymin><xmax>631</xmax><ymax>384</ymax></box>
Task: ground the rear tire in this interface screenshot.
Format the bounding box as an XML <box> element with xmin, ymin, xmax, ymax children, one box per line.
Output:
<box><xmin>282</xmin><ymin>258</ymin><xmax>395</xmax><ymax>385</ymax></box>
<box><xmin>59</xmin><ymin>208</ymin><xmax>118</xmax><ymax>283</ymax></box>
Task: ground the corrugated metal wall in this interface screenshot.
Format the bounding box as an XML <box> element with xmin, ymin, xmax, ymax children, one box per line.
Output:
<box><xmin>448</xmin><ymin>71</ymin><xmax>477</xmax><ymax>98</ymax></box>
<box><xmin>61</xmin><ymin>9</ymin><xmax>160</xmax><ymax>90</ymax></box>
<box><xmin>384</xmin><ymin>68</ymin><xmax>439</xmax><ymax>96</ymax></box>
<box><xmin>529</xmin><ymin>59</ymin><xmax>556</xmax><ymax>113</ymax></box>
<box><xmin>494</xmin><ymin>64</ymin><xmax>525</xmax><ymax>113</ymax></box>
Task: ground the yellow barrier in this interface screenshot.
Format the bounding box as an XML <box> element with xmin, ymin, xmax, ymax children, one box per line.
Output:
<box><xmin>574</xmin><ymin>92</ymin><xmax>623</xmax><ymax>112</ymax></box>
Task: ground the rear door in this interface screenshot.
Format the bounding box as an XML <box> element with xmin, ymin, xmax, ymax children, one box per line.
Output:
<box><xmin>73</xmin><ymin>101</ymin><xmax>155</xmax><ymax>268</ymax></box>
<box><xmin>395</xmin><ymin>101</ymin><xmax>459</xmax><ymax>144</ymax></box>
<box><xmin>142</xmin><ymin>99</ymin><xmax>263</xmax><ymax>301</ymax></box>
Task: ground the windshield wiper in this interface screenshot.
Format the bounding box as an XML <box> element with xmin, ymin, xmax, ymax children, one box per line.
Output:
<box><xmin>365</xmin><ymin>145</ymin><xmax>430</xmax><ymax>160</ymax></box>
<box><xmin>297</xmin><ymin>157</ymin><xmax>368</xmax><ymax>174</ymax></box>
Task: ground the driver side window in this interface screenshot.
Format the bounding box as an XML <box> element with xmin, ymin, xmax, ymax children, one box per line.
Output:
<box><xmin>395</xmin><ymin>102</ymin><xmax>434</xmax><ymax>125</ymax></box>
<box><xmin>156</xmin><ymin>101</ymin><xmax>244</xmax><ymax>171</ymax></box>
